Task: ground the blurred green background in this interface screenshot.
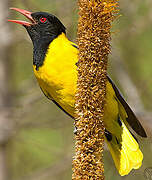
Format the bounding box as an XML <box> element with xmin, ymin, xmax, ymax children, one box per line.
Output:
<box><xmin>0</xmin><ymin>0</ymin><xmax>152</xmax><ymax>179</ymax></box>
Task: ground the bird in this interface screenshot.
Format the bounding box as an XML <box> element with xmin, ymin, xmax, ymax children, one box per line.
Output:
<box><xmin>8</xmin><ymin>8</ymin><xmax>147</xmax><ymax>176</ymax></box>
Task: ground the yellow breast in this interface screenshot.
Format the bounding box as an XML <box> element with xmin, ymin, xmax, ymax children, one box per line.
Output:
<box><xmin>33</xmin><ymin>33</ymin><xmax>78</xmax><ymax>116</ymax></box>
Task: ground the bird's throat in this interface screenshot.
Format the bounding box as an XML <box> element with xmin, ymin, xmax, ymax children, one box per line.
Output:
<box><xmin>33</xmin><ymin>36</ymin><xmax>56</xmax><ymax>70</ymax></box>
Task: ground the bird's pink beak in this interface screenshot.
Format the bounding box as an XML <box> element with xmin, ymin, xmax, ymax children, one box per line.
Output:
<box><xmin>8</xmin><ymin>8</ymin><xmax>35</xmax><ymax>26</ymax></box>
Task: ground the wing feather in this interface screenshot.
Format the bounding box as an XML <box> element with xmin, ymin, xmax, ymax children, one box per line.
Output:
<box><xmin>107</xmin><ymin>76</ymin><xmax>147</xmax><ymax>138</ymax></box>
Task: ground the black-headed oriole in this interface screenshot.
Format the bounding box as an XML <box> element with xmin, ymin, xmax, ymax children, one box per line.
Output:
<box><xmin>8</xmin><ymin>8</ymin><xmax>147</xmax><ymax>176</ymax></box>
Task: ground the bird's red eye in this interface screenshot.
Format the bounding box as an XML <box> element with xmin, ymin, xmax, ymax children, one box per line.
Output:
<box><xmin>40</xmin><ymin>17</ymin><xmax>47</xmax><ymax>23</ymax></box>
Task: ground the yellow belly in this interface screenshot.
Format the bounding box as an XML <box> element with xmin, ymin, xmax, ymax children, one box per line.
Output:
<box><xmin>34</xmin><ymin>64</ymin><xmax>77</xmax><ymax>117</ymax></box>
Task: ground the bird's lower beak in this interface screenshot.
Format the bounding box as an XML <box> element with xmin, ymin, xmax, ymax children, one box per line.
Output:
<box><xmin>8</xmin><ymin>8</ymin><xmax>35</xmax><ymax>26</ymax></box>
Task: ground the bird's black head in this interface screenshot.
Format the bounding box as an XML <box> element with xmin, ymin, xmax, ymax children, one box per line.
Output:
<box><xmin>28</xmin><ymin>11</ymin><xmax>66</xmax><ymax>44</ymax></box>
<box><xmin>8</xmin><ymin>8</ymin><xmax>66</xmax><ymax>45</ymax></box>
<box><xmin>8</xmin><ymin>8</ymin><xmax>66</xmax><ymax>69</ymax></box>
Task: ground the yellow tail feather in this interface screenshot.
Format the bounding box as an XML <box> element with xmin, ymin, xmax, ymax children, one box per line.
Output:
<box><xmin>106</xmin><ymin>121</ymin><xmax>143</xmax><ymax>176</ymax></box>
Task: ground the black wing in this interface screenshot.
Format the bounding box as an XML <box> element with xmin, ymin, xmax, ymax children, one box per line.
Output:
<box><xmin>107</xmin><ymin>76</ymin><xmax>147</xmax><ymax>138</ymax></box>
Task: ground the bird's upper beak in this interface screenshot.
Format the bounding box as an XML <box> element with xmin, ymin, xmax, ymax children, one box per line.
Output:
<box><xmin>8</xmin><ymin>8</ymin><xmax>35</xmax><ymax>26</ymax></box>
